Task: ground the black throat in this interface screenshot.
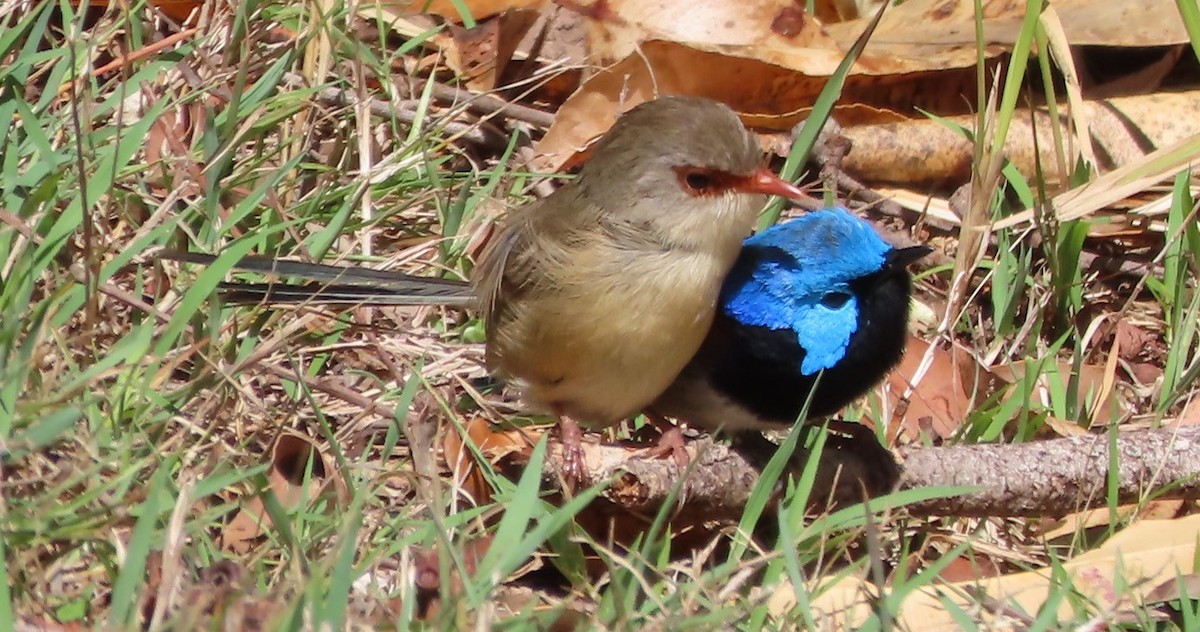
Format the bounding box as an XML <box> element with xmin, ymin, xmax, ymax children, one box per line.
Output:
<box><xmin>701</xmin><ymin>269</ymin><xmax>914</xmax><ymax>424</ymax></box>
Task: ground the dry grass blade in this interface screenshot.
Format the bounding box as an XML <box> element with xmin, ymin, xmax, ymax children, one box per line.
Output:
<box><xmin>994</xmin><ymin>131</ymin><xmax>1200</xmax><ymax>230</ymax></box>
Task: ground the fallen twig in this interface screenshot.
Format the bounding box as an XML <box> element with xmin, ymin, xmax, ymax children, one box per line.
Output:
<box><xmin>512</xmin><ymin>426</ymin><xmax>1200</xmax><ymax>519</ymax></box>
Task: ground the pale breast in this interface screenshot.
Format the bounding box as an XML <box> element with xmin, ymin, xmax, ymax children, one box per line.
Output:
<box><xmin>511</xmin><ymin>249</ymin><xmax>730</xmax><ymax>426</ymax></box>
<box><xmin>477</xmin><ymin>186</ymin><xmax>754</xmax><ymax>427</ymax></box>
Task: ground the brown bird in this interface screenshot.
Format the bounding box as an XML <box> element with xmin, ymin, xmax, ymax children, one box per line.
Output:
<box><xmin>170</xmin><ymin>96</ymin><xmax>806</xmax><ymax>486</ymax></box>
<box><xmin>469</xmin><ymin>96</ymin><xmax>803</xmax><ymax>484</ymax></box>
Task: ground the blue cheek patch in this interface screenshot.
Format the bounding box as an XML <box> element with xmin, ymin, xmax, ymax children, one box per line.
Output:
<box><xmin>720</xmin><ymin>208</ymin><xmax>893</xmax><ymax>376</ymax></box>
<box><xmin>793</xmin><ymin>297</ymin><xmax>859</xmax><ymax>374</ymax></box>
<box><xmin>725</xmin><ymin>284</ymin><xmax>859</xmax><ymax>376</ymax></box>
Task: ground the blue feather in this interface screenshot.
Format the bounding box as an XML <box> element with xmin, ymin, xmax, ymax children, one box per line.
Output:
<box><xmin>722</xmin><ymin>208</ymin><xmax>894</xmax><ymax>376</ymax></box>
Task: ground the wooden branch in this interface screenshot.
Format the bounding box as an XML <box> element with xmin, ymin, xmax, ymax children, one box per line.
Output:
<box><xmin>522</xmin><ymin>427</ymin><xmax>1200</xmax><ymax>519</ymax></box>
<box><xmin>897</xmin><ymin>427</ymin><xmax>1200</xmax><ymax>517</ymax></box>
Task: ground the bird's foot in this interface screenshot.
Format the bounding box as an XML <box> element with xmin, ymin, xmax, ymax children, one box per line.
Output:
<box><xmin>635</xmin><ymin>414</ymin><xmax>691</xmax><ymax>470</ymax></box>
<box><xmin>636</xmin><ymin>425</ymin><xmax>691</xmax><ymax>469</ymax></box>
<box><xmin>557</xmin><ymin>416</ymin><xmax>588</xmax><ymax>492</ymax></box>
<box><xmin>826</xmin><ymin>420</ymin><xmax>900</xmax><ymax>496</ymax></box>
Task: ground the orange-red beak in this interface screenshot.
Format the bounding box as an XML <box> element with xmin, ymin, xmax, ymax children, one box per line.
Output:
<box><xmin>735</xmin><ymin>168</ymin><xmax>806</xmax><ymax>201</ymax></box>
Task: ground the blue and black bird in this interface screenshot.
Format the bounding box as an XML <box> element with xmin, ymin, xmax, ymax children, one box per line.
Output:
<box><xmin>167</xmin><ymin>208</ymin><xmax>927</xmax><ymax>455</ymax></box>
<box><xmin>651</xmin><ymin>208</ymin><xmax>930</xmax><ymax>436</ymax></box>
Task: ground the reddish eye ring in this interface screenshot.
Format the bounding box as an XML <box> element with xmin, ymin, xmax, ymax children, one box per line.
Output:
<box><xmin>674</xmin><ymin>166</ymin><xmax>731</xmax><ymax>196</ymax></box>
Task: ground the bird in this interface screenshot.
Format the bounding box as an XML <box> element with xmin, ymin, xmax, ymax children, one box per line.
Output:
<box><xmin>172</xmin><ymin>208</ymin><xmax>927</xmax><ymax>487</ymax></box>
<box><xmin>650</xmin><ymin>208</ymin><xmax>929</xmax><ymax>473</ymax></box>
<box><xmin>167</xmin><ymin>96</ymin><xmax>807</xmax><ymax>487</ymax></box>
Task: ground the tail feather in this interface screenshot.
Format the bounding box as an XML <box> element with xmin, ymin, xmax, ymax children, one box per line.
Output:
<box><xmin>217</xmin><ymin>281</ymin><xmax>474</xmax><ymax>306</ymax></box>
<box><xmin>162</xmin><ymin>250</ymin><xmax>474</xmax><ymax>307</ymax></box>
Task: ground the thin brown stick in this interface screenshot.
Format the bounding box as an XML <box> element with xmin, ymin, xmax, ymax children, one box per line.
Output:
<box><xmin>315</xmin><ymin>87</ymin><xmax>508</xmax><ymax>147</ymax></box>
<box><xmin>518</xmin><ymin>427</ymin><xmax>1200</xmax><ymax>519</ymax></box>
<box><xmin>395</xmin><ymin>76</ymin><xmax>557</xmax><ymax>129</ymax></box>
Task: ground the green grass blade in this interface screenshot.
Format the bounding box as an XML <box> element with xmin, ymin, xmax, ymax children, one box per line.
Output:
<box><xmin>762</xmin><ymin>1</ymin><xmax>889</xmax><ymax>227</ymax></box>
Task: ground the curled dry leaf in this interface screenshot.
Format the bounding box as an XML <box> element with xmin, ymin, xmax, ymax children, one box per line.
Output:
<box><xmin>1114</xmin><ymin>319</ymin><xmax>1157</xmax><ymax>362</ymax></box>
<box><xmin>1113</xmin><ymin>318</ymin><xmax>1166</xmax><ymax>389</ymax></box>
<box><xmin>413</xmin><ymin>534</ymin><xmax>495</xmax><ymax>621</ymax></box>
<box><xmin>542</xmin><ymin>0</ymin><xmax>1128</xmax><ymax>171</ymax></box>
<box><xmin>826</xmin><ymin>0</ymin><xmax>1192</xmax><ymax>68</ymax></box>
<box><xmin>361</xmin><ymin>5</ymin><xmax>584</xmax><ymax>99</ymax></box>
<box><xmin>372</xmin><ymin>0</ymin><xmax>544</xmax><ymax>22</ymax></box>
<box><xmin>379</xmin><ymin>10</ymin><xmax>542</xmax><ymax>91</ymax></box>
<box><xmin>442</xmin><ymin>417</ymin><xmax>538</xmax><ymax>505</ymax></box>
<box><xmin>879</xmin><ymin>336</ymin><xmax>993</xmax><ymax>443</ymax></box>
<box><xmin>447</xmin><ymin>10</ymin><xmax>542</xmax><ymax>91</ymax></box>
<box><xmin>837</xmin><ymin>90</ymin><xmax>1200</xmax><ymax>187</ymax></box>
<box><xmin>222</xmin><ymin>431</ymin><xmax>348</xmax><ymax>554</ymax></box>
<box><xmin>142</xmin><ymin>95</ymin><xmax>210</xmax><ymax>197</ymax></box>
<box><xmin>541</xmin><ymin>0</ymin><xmax>1198</xmax><ymax>178</ymax></box>
<box><xmin>538</xmin><ymin>0</ymin><xmax>929</xmax><ymax>171</ymax></box>
<box><xmin>772</xmin><ymin>513</ymin><xmax>1200</xmax><ymax>628</ymax></box>
<box><xmin>534</xmin><ymin>40</ymin><xmax>899</xmax><ymax>171</ymax></box>
<box><xmin>580</xmin><ymin>0</ymin><xmax>843</xmax><ymax>66</ymax></box>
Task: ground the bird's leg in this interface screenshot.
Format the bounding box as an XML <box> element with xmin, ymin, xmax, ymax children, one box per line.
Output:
<box><xmin>554</xmin><ymin>407</ymin><xmax>587</xmax><ymax>491</ymax></box>
<box><xmin>636</xmin><ymin>412</ymin><xmax>691</xmax><ymax>469</ymax></box>
<box><xmin>825</xmin><ymin>420</ymin><xmax>900</xmax><ymax>495</ymax></box>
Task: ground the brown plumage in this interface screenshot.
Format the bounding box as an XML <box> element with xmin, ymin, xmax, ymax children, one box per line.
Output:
<box><xmin>472</xmin><ymin>96</ymin><xmax>804</xmax><ymax>483</ymax></box>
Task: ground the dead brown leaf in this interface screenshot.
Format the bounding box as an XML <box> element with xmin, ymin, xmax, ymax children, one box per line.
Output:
<box><xmin>881</xmin><ymin>337</ymin><xmax>997</xmax><ymax>443</ymax></box>
<box><xmin>543</xmin><ymin>0</ymin><xmax>1186</xmax><ymax>172</ymax></box>
<box><xmin>1127</xmin><ymin>362</ymin><xmax>1165</xmax><ymax>387</ymax></box>
<box><xmin>539</xmin><ymin>0</ymin><xmax>1200</xmax><ymax>180</ymax></box>
<box><xmin>991</xmin><ymin>359</ymin><xmax>1130</xmax><ymax>428</ymax></box>
<box><xmin>1115</xmin><ymin>319</ymin><xmax>1157</xmax><ymax>362</ymax></box>
<box><xmin>776</xmin><ymin>512</ymin><xmax>1200</xmax><ymax>628</ymax></box>
<box><xmin>222</xmin><ymin>432</ymin><xmax>348</xmax><ymax>554</ymax></box>
<box><xmin>826</xmin><ymin>0</ymin><xmax>1192</xmax><ymax>71</ymax></box>
<box><xmin>1175</xmin><ymin>395</ymin><xmax>1200</xmax><ymax>427</ymax></box>
<box><xmin>837</xmin><ymin>90</ymin><xmax>1200</xmax><ymax>186</ymax></box>
<box><xmin>374</xmin><ymin>0</ymin><xmax>544</xmax><ymax>22</ymax></box>
<box><xmin>533</xmin><ymin>39</ymin><xmax>913</xmax><ymax>171</ymax></box>
<box><xmin>442</xmin><ymin>417</ymin><xmax>537</xmax><ymax>505</ymax></box>
<box><xmin>447</xmin><ymin>10</ymin><xmax>542</xmax><ymax>91</ymax></box>
<box><xmin>579</xmin><ymin>0</ymin><xmax>843</xmax><ymax>66</ymax></box>
<box><xmin>932</xmin><ymin>553</ymin><xmax>1005</xmax><ymax>584</ymax></box>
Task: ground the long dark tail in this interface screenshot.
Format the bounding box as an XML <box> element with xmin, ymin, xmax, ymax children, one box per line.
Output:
<box><xmin>162</xmin><ymin>251</ymin><xmax>475</xmax><ymax>307</ymax></box>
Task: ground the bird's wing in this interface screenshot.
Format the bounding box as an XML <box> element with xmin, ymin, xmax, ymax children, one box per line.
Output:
<box><xmin>471</xmin><ymin>193</ymin><xmax>588</xmax><ymax>369</ymax></box>
<box><xmin>472</xmin><ymin>211</ymin><xmax>529</xmax><ymax>328</ymax></box>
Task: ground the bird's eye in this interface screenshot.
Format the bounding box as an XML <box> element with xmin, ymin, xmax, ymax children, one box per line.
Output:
<box><xmin>674</xmin><ymin>167</ymin><xmax>726</xmax><ymax>196</ymax></box>
<box><xmin>685</xmin><ymin>172</ymin><xmax>712</xmax><ymax>190</ymax></box>
<box><xmin>820</xmin><ymin>291</ymin><xmax>851</xmax><ymax>309</ymax></box>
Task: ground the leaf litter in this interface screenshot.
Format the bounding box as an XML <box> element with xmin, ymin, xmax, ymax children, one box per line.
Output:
<box><xmin>10</xmin><ymin>0</ymin><xmax>1200</xmax><ymax>627</ymax></box>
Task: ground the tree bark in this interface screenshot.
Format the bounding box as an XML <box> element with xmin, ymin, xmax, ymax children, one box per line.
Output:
<box><xmin>523</xmin><ymin>426</ymin><xmax>1200</xmax><ymax>519</ymax></box>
